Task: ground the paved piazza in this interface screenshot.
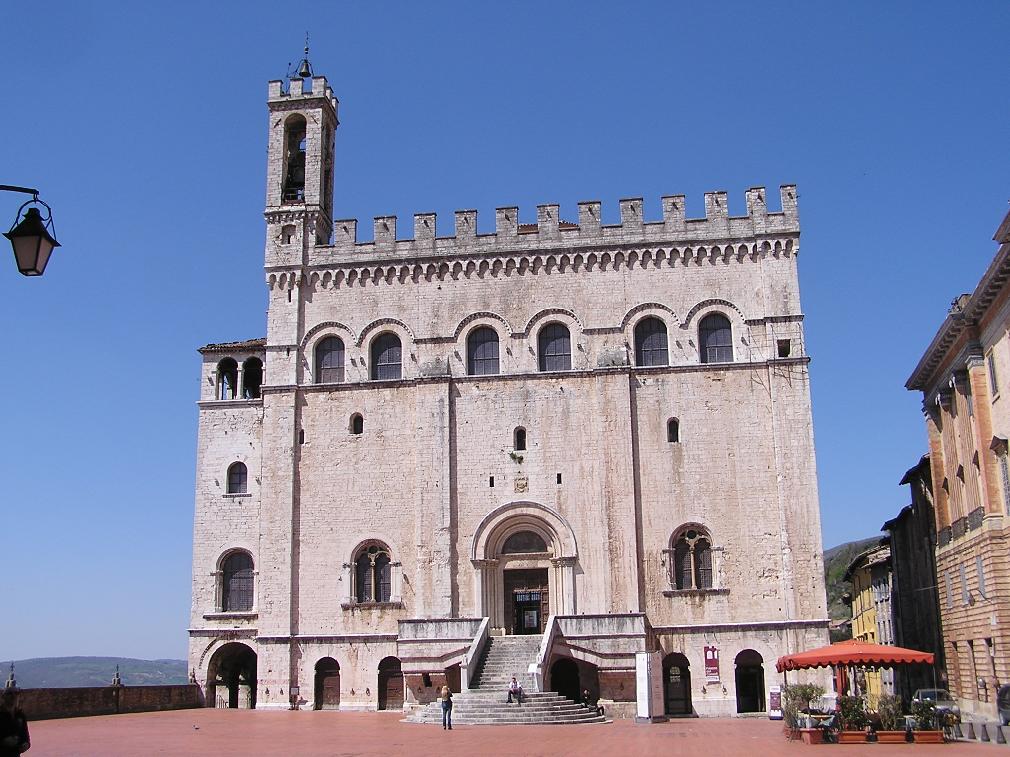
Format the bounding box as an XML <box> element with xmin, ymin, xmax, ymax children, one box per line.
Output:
<box><xmin>28</xmin><ymin>710</ymin><xmax>1005</xmax><ymax>756</ymax></box>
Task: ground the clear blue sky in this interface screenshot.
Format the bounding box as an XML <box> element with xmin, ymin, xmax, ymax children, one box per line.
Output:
<box><xmin>2</xmin><ymin>1</ymin><xmax>1007</xmax><ymax>661</ymax></box>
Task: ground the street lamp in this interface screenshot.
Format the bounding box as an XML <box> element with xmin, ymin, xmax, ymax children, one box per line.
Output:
<box><xmin>2</xmin><ymin>185</ymin><xmax>60</xmax><ymax>276</ymax></box>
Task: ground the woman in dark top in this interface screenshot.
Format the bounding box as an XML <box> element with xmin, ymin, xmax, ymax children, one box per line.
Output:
<box><xmin>0</xmin><ymin>690</ymin><xmax>29</xmax><ymax>756</ymax></box>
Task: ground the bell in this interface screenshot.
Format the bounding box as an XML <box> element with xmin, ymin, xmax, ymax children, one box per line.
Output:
<box><xmin>297</xmin><ymin>58</ymin><xmax>312</xmax><ymax>78</ymax></box>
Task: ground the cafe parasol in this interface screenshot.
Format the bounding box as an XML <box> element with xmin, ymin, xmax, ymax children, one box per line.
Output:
<box><xmin>776</xmin><ymin>639</ymin><xmax>935</xmax><ymax>694</ymax></box>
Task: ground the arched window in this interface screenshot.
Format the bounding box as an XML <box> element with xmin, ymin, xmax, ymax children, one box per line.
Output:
<box><xmin>371</xmin><ymin>333</ymin><xmax>402</xmax><ymax>381</ymax></box>
<box><xmin>667</xmin><ymin>418</ymin><xmax>680</xmax><ymax>443</ymax></box>
<box><xmin>350</xmin><ymin>413</ymin><xmax>364</xmax><ymax>435</ymax></box>
<box><xmin>501</xmin><ymin>530</ymin><xmax>548</xmax><ymax>554</ymax></box>
<box><xmin>315</xmin><ymin>336</ymin><xmax>345</xmax><ymax>384</ymax></box>
<box><xmin>282</xmin><ymin>115</ymin><xmax>307</xmax><ymax>203</ymax></box>
<box><xmin>634</xmin><ymin>317</ymin><xmax>669</xmax><ymax>367</ymax></box>
<box><xmin>221</xmin><ymin>551</ymin><xmax>254</xmax><ymax>612</ymax></box>
<box><xmin>514</xmin><ymin>427</ymin><xmax>527</xmax><ymax>451</ymax></box>
<box><xmin>355</xmin><ymin>544</ymin><xmax>392</xmax><ymax>603</ymax></box>
<box><xmin>669</xmin><ymin>526</ymin><xmax>714</xmax><ymax>590</ymax></box>
<box><xmin>242</xmin><ymin>357</ymin><xmax>263</xmax><ymax>399</ymax></box>
<box><xmin>699</xmin><ymin>313</ymin><xmax>733</xmax><ymax>364</ymax></box>
<box><xmin>538</xmin><ymin>323</ymin><xmax>572</xmax><ymax>372</ymax></box>
<box><xmin>217</xmin><ymin>358</ymin><xmax>238</xmax><ymax>400</ymax></box>
<box><xmin>467</xmin><ymin>327</ymin><xmax>500</xmax><ymax>375</ymax></box>
<box><xmin>227</xmin><ymin>462</ymin><xmax>248</xmax><ymax>494</ymax></box>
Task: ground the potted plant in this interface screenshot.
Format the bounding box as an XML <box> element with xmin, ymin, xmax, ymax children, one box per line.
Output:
<box><xmin>837</xmin><ymin>695</ymin><xmax>869</xmax><ymax>743</ymax></box>
<box><xmin>875</xmin><ymin>694</ymin><xmax>906</xmax><ymax>743</ymax></box>
<box><xmin>781</xmin><ymin>683</ymin><xmax>826</xmax><ymax>742</ymax></box>
<box><xmin>910</xmin><ymin>698</ymin><xmax>944</xmax><ymax>743</ymax></box>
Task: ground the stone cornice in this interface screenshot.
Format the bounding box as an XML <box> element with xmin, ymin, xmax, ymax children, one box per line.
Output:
<box><xmin>650</xmin><ymin>618</ymin><xmax>829</xmax><ymax>634</ymax></box>
<box><xmin>265</xmin><ymin>235</ymin><xmax>797</xmax><ymax>291</ymax></box>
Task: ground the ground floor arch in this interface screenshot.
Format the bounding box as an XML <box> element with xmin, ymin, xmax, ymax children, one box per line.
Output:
<box><xmin>550</xmin><ymin>657</ymin><xmax>581</xmax><ymax>703</ymax></box>
<box><xmin>377</xmin><ymin>656</ymin><xmax>404</xmax><ymax>711</ymax></box>
<box><xmin>314</xmin><ymin>657</ymin><xmax>340</xmax><ymax>710</ymax></box>
<box><xmin>207</xmin><ymin>642</ymin><xmax>257</xmax><ymax>709</ymax></box>
<box><xmin>735</xmin><ymin>649</ymin><xmax>765</xmax><ymax>713</ymax></box>
<box><xmin>663</xmin><ymin>652</ymin><xmax>692</xmax><ymax>716</ymax></box>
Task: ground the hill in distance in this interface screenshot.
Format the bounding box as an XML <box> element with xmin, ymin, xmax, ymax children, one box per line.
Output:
<box><xmin>823</xmin><ymin>536</ymin><xmax>882</xmax><ymax>633</ymax></box>
<box><xmin>9</xmin><ymin>657</ymin><xmax>188</xmax><ymax>689</ymax></box>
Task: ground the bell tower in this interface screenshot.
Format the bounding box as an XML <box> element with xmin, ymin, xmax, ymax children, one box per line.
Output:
<box><xmin>264</xmin><ymin>47</ymin><xmax>338</xmax><ymax>268</ymax></box>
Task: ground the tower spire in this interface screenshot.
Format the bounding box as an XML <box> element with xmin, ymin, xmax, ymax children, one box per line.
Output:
<box><xmin>297</xmin><ymin>33</ymin><xmax>313</xmax><ymax>79</ymax></box>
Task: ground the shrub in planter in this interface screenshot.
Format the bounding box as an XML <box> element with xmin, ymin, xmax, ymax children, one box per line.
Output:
<box><xmin>876</xmin><ymin>693</ymin><xmax>903</xmax><ymax>732</ymax></box>
<box><xmin>837</xmin><ymin>695</ymin><xmax>868</xmax><ymax>731</ymax></box>
<box><xmin>781</xmin><ymin>683</ymin><xmax>826</xmax><ymax>729</ymax></box>
<box><xmin>910</xmin><ymin>698</ymin><xmax>936</xmax><ymax>730</ymax></box>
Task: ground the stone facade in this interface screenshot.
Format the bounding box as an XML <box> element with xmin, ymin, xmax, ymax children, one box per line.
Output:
<box><xmin>188</xmin><ymin>71</ymin><xmax>830</xmax><ymax>718</ymax></box>
<box><xmin>884</xmin><ymin>456</ymin><xmax>946</xmax><ymax>704</ymax></box>
<box><xmin>907</xmin><ymin>207</ymin><xmax>1010</xmax><ymax>721</ymax></box>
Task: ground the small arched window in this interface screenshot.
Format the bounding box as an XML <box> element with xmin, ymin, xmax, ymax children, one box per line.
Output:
<box><xmin>315</xmin><ymin>336</ymin><xmax>345</xmax><ymax>384</ymax></box>
<box><xmin>667</xmin><ymin>418</ymin><xmax>680</xmax><ymax>443</ymax></box>
<box><xmin>217</xmin><ymin>358</ymin><xmax>238</xmax><ymax>400</ymax></box>
<box><xmin>242</xmin><ymin>357</ymin><xmax>263</xmax><ymax>399</ymax></box>
<box><xmin>514</xmin><ymin>427</ymin><xmax>527</xmax><ymax>451</ymax></box>
<box><xmin>538</xmin><ymin>323</ymin><xmax>572</xmax><ymax>372</ymax></box>
<box><xmin>221</xmin><ymin>551</ymin><xmax>254</xmax><ymax>612</ymax></box>
<box><xmin>355</xmin><ymin>544</ymin><xmax>392</xmax><ymax>603</ymax></box>
<box><xmin>467</xmin><ymin>327</ymin><xmax>500</xmax><ymax>376</ymax></box>
<box><xmin>699</xmin><ymin>313</ymin><xmax>733</xmax><ymax>364</ymax></box>
<box><xmin>501</xmin><ymin>530</ymin><xmax>548</xmax><ymax>554</ymax></box>
<box><xmin>281</xmin><ymin>224</ymin><xmax>296</xmax><ymax>244</ymax></box>
<box><xmin>371</xmin><ymin>333</ymin><xmax>402</xmax><ymax>381</ymax></box>
<box><xmin>227</xmin><ymin>462</ymin><xmax>248</xmax><ymax>494</ymax></box>
<box><xmin>351</xmin><ymin>413</ymin><xmax>364</xmax><ymax>435</ymax></box>
<box><xmin>670</xmin><ymin>526</ymin><xmax>714</xmax><ymax>590</ymax></box>
<box><xmin>635</xmin><ymin>317</ymin><xmax>669</xmax><ymax>367</ymax></box>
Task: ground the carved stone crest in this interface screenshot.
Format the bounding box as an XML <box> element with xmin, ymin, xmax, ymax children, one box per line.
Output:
<box><xmin>514</xmin><ymin>474</ymin><xmax>529</xmax><ymax>493</ymax></box>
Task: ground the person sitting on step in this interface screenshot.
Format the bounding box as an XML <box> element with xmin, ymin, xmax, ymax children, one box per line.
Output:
<box><xmin>507</xmin><ymin>676</ymin><xmax>523</xmax><ymax>705</ymax></box>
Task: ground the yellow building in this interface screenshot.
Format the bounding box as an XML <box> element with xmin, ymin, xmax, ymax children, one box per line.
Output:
<box><xmin>844</xmin><ymin>545</ymin><xmax>893</xmax><ymax>707</ymax></box>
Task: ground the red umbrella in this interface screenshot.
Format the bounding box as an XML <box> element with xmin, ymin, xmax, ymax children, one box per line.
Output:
<box><xmin>776</xmin><ymin>639</ymin><xmax>934</xmax><ymax>673</ymax></box>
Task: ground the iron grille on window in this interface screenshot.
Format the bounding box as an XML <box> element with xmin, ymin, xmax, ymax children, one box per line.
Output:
<box><xmin>988</xmin><ymin>353</ymin><xmax>1000</xmax><ymax>396</ymax></box>
<box><xmin>355</xmin><ymin>545</ymin><xmax>392</xmax><ymax>603</ymax></box>
<box><xmin>1001</xmin><ymin>454</ymin><xmax>1010</xmax><ymax>513</ymax></box>
<box><xmin>222</xmin><ymin>552</ymin><xmax>254</xmax><ymax>612</ymax></box>
<box><xmin>315</xmin><ymin>336</ymin><xmax>345</xmax><ymax>383</ymax></box>
<box><xmin>467</xmin><ymin>327</ymin><xmax>500</xmax><ymax>375</ymax></box>
<box><xmin>227</xmin><ymin>462</ymin><xmax>248</xmax><ymax>494</ymax></box>
<box><xmin>634</xmin><ymin>317</ymin><xmax>669</xmax><ymax>367</ymax></box>
<box><xmin>371</xmin><ymin>333</ymin><xmax>402</xmax><ymax>380</ymax></box>
<box><xmin>699</xmin><ymin>313</ymin><xmax>733</xmax><ymax>363</ymax></box>
<box><xmin>538</xmin><ymin>323</ymin><xmax>572</xmax><ymax>372</ymax></box>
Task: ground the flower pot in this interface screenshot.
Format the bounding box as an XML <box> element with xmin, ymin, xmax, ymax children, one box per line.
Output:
<box><xmin>837</xmin><ymin>731</ymin><xmax>867</xmax><ymax>743</ymax></box>
<box><xmin>876</xmin><ymin>730</ymin><xmax>907</xmax><ymax>743</ymax></box>
<box><xmin>914</xmin><ymin>730</ymin><xmax>944</xmax><ymax>744</ymax></box>
<box><xmin>783</xmin><ymin>726</ymin><xmax>801</xmax><ymax>741</ymax></box>
<box><xmin>799</xmin><ymin>728</ymin><xmax>824</xmax><ymax>744</ymax></box>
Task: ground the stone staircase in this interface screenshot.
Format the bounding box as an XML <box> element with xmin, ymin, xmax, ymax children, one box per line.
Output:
<box><xmin>407</xmin><ymin>635</ymin><xmax>606</xmax><ymax>725</ymax></box>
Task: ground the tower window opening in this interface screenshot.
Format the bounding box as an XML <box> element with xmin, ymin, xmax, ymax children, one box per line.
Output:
<box><xmin>242</xmin><ymin>357</ymin><xmax>263</xmax><ymax>399</ymax></box>
<box><xmin>281</xmin><ymin>225</ymin><xmax>296</xmax><ymax>244</ymax></box>
<box><xmin>777</xmin><ymin>339</ymin><xmax>791</xmax><ymax>358</ymax></box>
<box><xmin>514</xmin><ymin>427</ymin><xmax>527</xmax><ymax>451</ymax></box>
<box><xmin>489</xmin><ymin>475</ymin><xmax>495</xmax><ymax>488</ymax></box>
<box><xmin>667</xmin><ymin>418</ymin><xmax>680</xmax><ymax>443</ymax></box>
<box><xmin>282</xmin><ymin>115</ymin><xmax>307</xmax><ymax>203</ymax></box>
<box><xmin>351</xmin><ymin>413</ymin><xmax>364</xmax><ymax>435</ymax></box>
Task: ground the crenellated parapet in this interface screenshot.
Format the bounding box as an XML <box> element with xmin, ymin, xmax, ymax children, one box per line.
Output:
<box><xmin>267</xmin><ymin>76</ymin><xmax>338</xmax><ymax>117</ymax></box>
<box><xmin>308</xmin><ymin>186</ymin><xmax>797</xmax><ymax>269</ymax></box>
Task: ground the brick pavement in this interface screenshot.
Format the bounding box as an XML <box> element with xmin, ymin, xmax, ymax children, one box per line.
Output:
<box><xmin>27</xmin><ymin>710</ymin><xmax>1005</xmax><ymax>756</ymax></box>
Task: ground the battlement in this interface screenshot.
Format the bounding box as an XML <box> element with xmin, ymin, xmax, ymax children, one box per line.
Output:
<box><xmin>317</xmin><ymin>186</ymin><xmax>797</xmax><ymax>262</ymax></box>
<box><xmin>267</xmin><ymin>76</ymin><xmax>338</xmax><ymax>114</ymax></box>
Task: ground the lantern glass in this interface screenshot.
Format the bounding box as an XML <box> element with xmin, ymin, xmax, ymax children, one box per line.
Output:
<box><xmin>5</xmin><ymin>206</ymin><xmax>60</xmax><ymax>276</ymax></box>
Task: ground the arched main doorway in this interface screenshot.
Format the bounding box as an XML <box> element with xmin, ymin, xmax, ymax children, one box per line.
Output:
<box><xmin>207</xmin><ymin>642</ymin><xmax>257</xmax><ymax>709</ymax></box>
<box><xmin>377</xmin><ymin>656</ymin><xmax>404</xmax><ymax>711</ymax></box>
<box><xmin>663</xmin><ymin>653</ymin><xmax>692</xmax><ymax>716</ymax></box>
<box><xmin>550</xmin><ymin>657</ymin><xmax>581</xmax><ymax>703</ymax></box>
<box><xmin>735</xmin><ymin>649</ymin><xmax>765</xmax><ymax>713</ymax></box>
<box><xmin>314</xmin><ymin>657</ymin><xmax>340</xmax><ymax>710</ymax></box>
<box><xmin>470</xmin><ymin>502</ymin><xmax>580</xmax><ymax>633</ymax></box>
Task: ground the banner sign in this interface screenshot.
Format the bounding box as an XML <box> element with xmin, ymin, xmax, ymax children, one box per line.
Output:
<box><xmin>704</xmin><ymin>645</ymin><xmax>720</xmax><ymax>682</ymax></box>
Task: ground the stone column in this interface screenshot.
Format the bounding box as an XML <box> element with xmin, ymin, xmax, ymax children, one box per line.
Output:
<box><xmin>472</xmin><ymin>559</ymin><xmax>499</xmax><ymax>625</ymax></box>
<box><xmin>552</xmin><ymin>556</ymin><xmax>577</xmax><ymax>615</ymax></box>
<box><xmin>340</xmin><ymin>562</ymin><xmax>353</xmax><ymax>606</ymax></box>
<box><xmin>236</xmin><ymin>364</ymin><xmax>245</xmax><ymax>400</ymax></box>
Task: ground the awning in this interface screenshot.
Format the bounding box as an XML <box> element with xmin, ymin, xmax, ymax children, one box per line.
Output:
<box><xmin>776</xmin><ymin>639</ymin><xmax>934</xmax><ymax>673</ymax></box>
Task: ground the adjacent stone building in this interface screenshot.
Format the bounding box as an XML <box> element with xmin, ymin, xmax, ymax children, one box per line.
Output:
<box><xmin>907</xmin><ymin>206</ymin><xmax>1010</xmax><ymax>721</ymax></box>
<box><xmin>188</xmin><ymin>68</ymin><xmax>830</xmax><ymax>718</ymax></box>
<box><xmin>883</xmin><ymin>455</ymin><xmax>946</xmax><ymax>704</ymax></box>
<box><xmin>844</xmin><ymin>543</ymin><xmax>894</xmax><ymax>706</ymax></box>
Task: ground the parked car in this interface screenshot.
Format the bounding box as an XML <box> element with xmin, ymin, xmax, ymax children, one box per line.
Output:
<box><xmin>998</xmin><ymin>684</ymin><xmax>1010</xmax><ymax>726</ymax></box>
<box><xmin>911</xmin><ymin>689</ymin><xmax>960</xmax><ymax>723</ymax></box>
